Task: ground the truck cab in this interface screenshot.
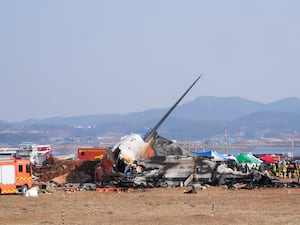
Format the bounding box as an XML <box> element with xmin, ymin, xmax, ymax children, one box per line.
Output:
<box><xmin>0</xmin><ymin>158</ymin><xmax>33</xmax><ymax>195</ymax></box>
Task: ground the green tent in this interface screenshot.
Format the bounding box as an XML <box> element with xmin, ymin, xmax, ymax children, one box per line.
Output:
<box><xmin>236</xmin><ymin>153</ymin><xmax>262</xmax><ymax>164</ymax></box>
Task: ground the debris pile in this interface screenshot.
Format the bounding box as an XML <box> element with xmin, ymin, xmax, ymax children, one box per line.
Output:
<box><xmin>36</xmin><ymin>155</ymin><xmax>98</xmax><ymax>185</ymax></box>
<box><xmin>33</xmin><ymin>152</ymin><xmax>300</xmax><ymax>194</ymax></box>
<box><xmin>29</xmin><ymin>75</ymin><xmax>300</xmax><ymax>192</ymax></box>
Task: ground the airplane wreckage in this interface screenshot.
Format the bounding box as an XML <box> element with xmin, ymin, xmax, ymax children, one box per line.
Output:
<box><xmin>37</xmin><ymin>75</ymin><xmax>293</xmax><ymax>191</ymax></box>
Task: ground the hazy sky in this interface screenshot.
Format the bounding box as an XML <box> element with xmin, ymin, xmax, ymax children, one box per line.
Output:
<box><xmin>1</xmin><ymin>1</ymin><xmax>299</xmax><ymax>122</ymax></box>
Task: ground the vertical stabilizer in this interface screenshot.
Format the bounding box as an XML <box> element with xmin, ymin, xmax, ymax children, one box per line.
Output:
<box><xmin>144</xmin><ymin>74</ymin><xmax>203</xmax><ymax>142</ymax></box>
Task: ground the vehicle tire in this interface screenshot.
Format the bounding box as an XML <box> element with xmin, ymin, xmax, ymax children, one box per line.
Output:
<box><xmin>21</xmin><ymin>185</ymin><xmax>28</xmax><ymax>196</ymax></box>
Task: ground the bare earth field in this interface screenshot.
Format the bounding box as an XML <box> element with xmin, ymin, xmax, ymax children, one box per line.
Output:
<box><xmin>1</xmin><ymin>186</ymin><xmax>300</xmax><ymax>225</ymax></box>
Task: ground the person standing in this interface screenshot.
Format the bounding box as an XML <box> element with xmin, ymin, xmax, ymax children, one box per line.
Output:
<box><xmin>282</xmin><ymin>162</ymin><xmax>287</xmax><ymax>179</ymax></box>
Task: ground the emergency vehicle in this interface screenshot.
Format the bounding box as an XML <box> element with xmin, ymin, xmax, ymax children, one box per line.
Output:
<box><xmin>17</xmin><ymin>143</ymin><xmax>51</xmax><ymax>166</ymax></box>
<box><xmin>78</xmin><ymin>147</ymin><xmax>108</xmax><ymax>160</ymax></box>
<box><xmin>0</xmin><ymin>158</ymin><xmax>33</xmax><ymax>195</ymax></box>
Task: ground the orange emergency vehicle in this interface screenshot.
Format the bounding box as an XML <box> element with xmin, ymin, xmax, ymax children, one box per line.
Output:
<box><xmin>78</xmin><ymin>147</ymin><xmax>108</xmax><ymax>160</ymax></box>
<box><xmin>0</xmin><ymin>157</ymin><xmax>32</xmax><ymax>195</ymax></box>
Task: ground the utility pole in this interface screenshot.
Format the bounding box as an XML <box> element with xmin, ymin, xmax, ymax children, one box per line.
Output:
<box><xmin>291</xmin><ymin>133</ymin><xmax>294</xmax><ymax>160</ymax></box>
<box><xmin>224</xmin><ymin>122</ymin><xmax>228</xmax><ymax>154</ymax></box>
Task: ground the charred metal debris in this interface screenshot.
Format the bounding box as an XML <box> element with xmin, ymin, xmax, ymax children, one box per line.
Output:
<box><xmin>35</xmin><ymin>137</ymin><xmax>300</xmax><ymax>193</ymax></box>
<box><xmin>31</xmin><ymin>75</ymin><xmax>300</xmax><ymax>192</ymax></box>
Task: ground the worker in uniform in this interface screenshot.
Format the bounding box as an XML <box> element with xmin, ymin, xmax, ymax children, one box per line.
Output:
<box><xmin>282</xmin><ymin>162</ymin><xmax>287</xmax><ymax>179</ymax></box>
<box><xmin>241</xmin><ymin>161</ymin><xmax>249</xmax><ymax>173</ymax></box>
<box><xmin>276</xmin><ymin>162</ymin><xmax>280</xmax><ymax>177</ymax></box>
<box><xmin>94</xmin><ymin>162</ymin><xmax>105</xmax><ymax>187</ymax></box>
<box><xmin>271</xmin><ymin>163</ymin><xmax>277</xmax><ymax>177</ymax></box>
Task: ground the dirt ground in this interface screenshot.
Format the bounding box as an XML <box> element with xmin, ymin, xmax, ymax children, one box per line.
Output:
<box><xmin>1</xmin><ymin>185</ymin><xmax>300</xmax><ymax>225</ymax></box>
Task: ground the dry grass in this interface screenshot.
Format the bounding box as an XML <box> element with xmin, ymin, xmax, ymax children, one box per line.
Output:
<box><xmin>1</xmin><ymin>186</ymin><xmax>300</xmax><ymax>225</ymax></box>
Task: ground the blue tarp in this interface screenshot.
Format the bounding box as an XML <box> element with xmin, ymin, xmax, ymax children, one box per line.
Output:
<box><xmin>192</xmin><ymin>150</ymin><xmax>228</xmax><ymax>161</ymax></box>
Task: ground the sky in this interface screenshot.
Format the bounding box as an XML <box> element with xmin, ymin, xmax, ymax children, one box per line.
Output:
<box><xmin>1</xmin><ymin>0</ymin><xmax>300</xmax><ymax>122</ymax></box>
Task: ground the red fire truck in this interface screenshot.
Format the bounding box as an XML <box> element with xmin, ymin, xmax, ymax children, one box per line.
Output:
<box><xmin>77</xmin><ymin>147</ymin><xmax>108</xmax><ymax>160</ymax></box>
<box><xmin>0</xmin><ymin>158</ymin><xmax>33</xmax><ymax>195</ymax></box>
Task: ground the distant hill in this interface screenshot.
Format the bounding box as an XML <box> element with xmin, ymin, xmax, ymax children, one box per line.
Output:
<box><xmin>1</xmin><ymin>96</ymin><xmax>300</xmax><ymax>144</ymax></box>
<box><xmin>15</xmin><ymin>96</ymin><xmax>300</xmax><ymax>125</ymax></box>
<box><xmin>230</xmin><ymin>111</ymin><xmax>300</xmax><ymax>138</ymax></box>
<box><xmin>172</xmin><ymin>96</ymin><xmax>264</xmax><ymax>121</ymax></box>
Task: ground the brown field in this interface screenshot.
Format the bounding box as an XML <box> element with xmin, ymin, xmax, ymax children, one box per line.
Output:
<box><xmin>1</xmin><ymin>186</ymin><xmax>300</xmax><ymax>225</ymax></box>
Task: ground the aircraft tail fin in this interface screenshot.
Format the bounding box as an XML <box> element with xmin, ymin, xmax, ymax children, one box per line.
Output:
<box><xmin>144</xmin><ymin>74</ymin><xmax>203</xmax><ymax>142</ymax></box>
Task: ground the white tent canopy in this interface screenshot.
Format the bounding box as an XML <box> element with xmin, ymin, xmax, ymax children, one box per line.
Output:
<box><xmin>192</xmin><ymin>150</ymin><xmax>228</xmax><ymax>161</ymax></box>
